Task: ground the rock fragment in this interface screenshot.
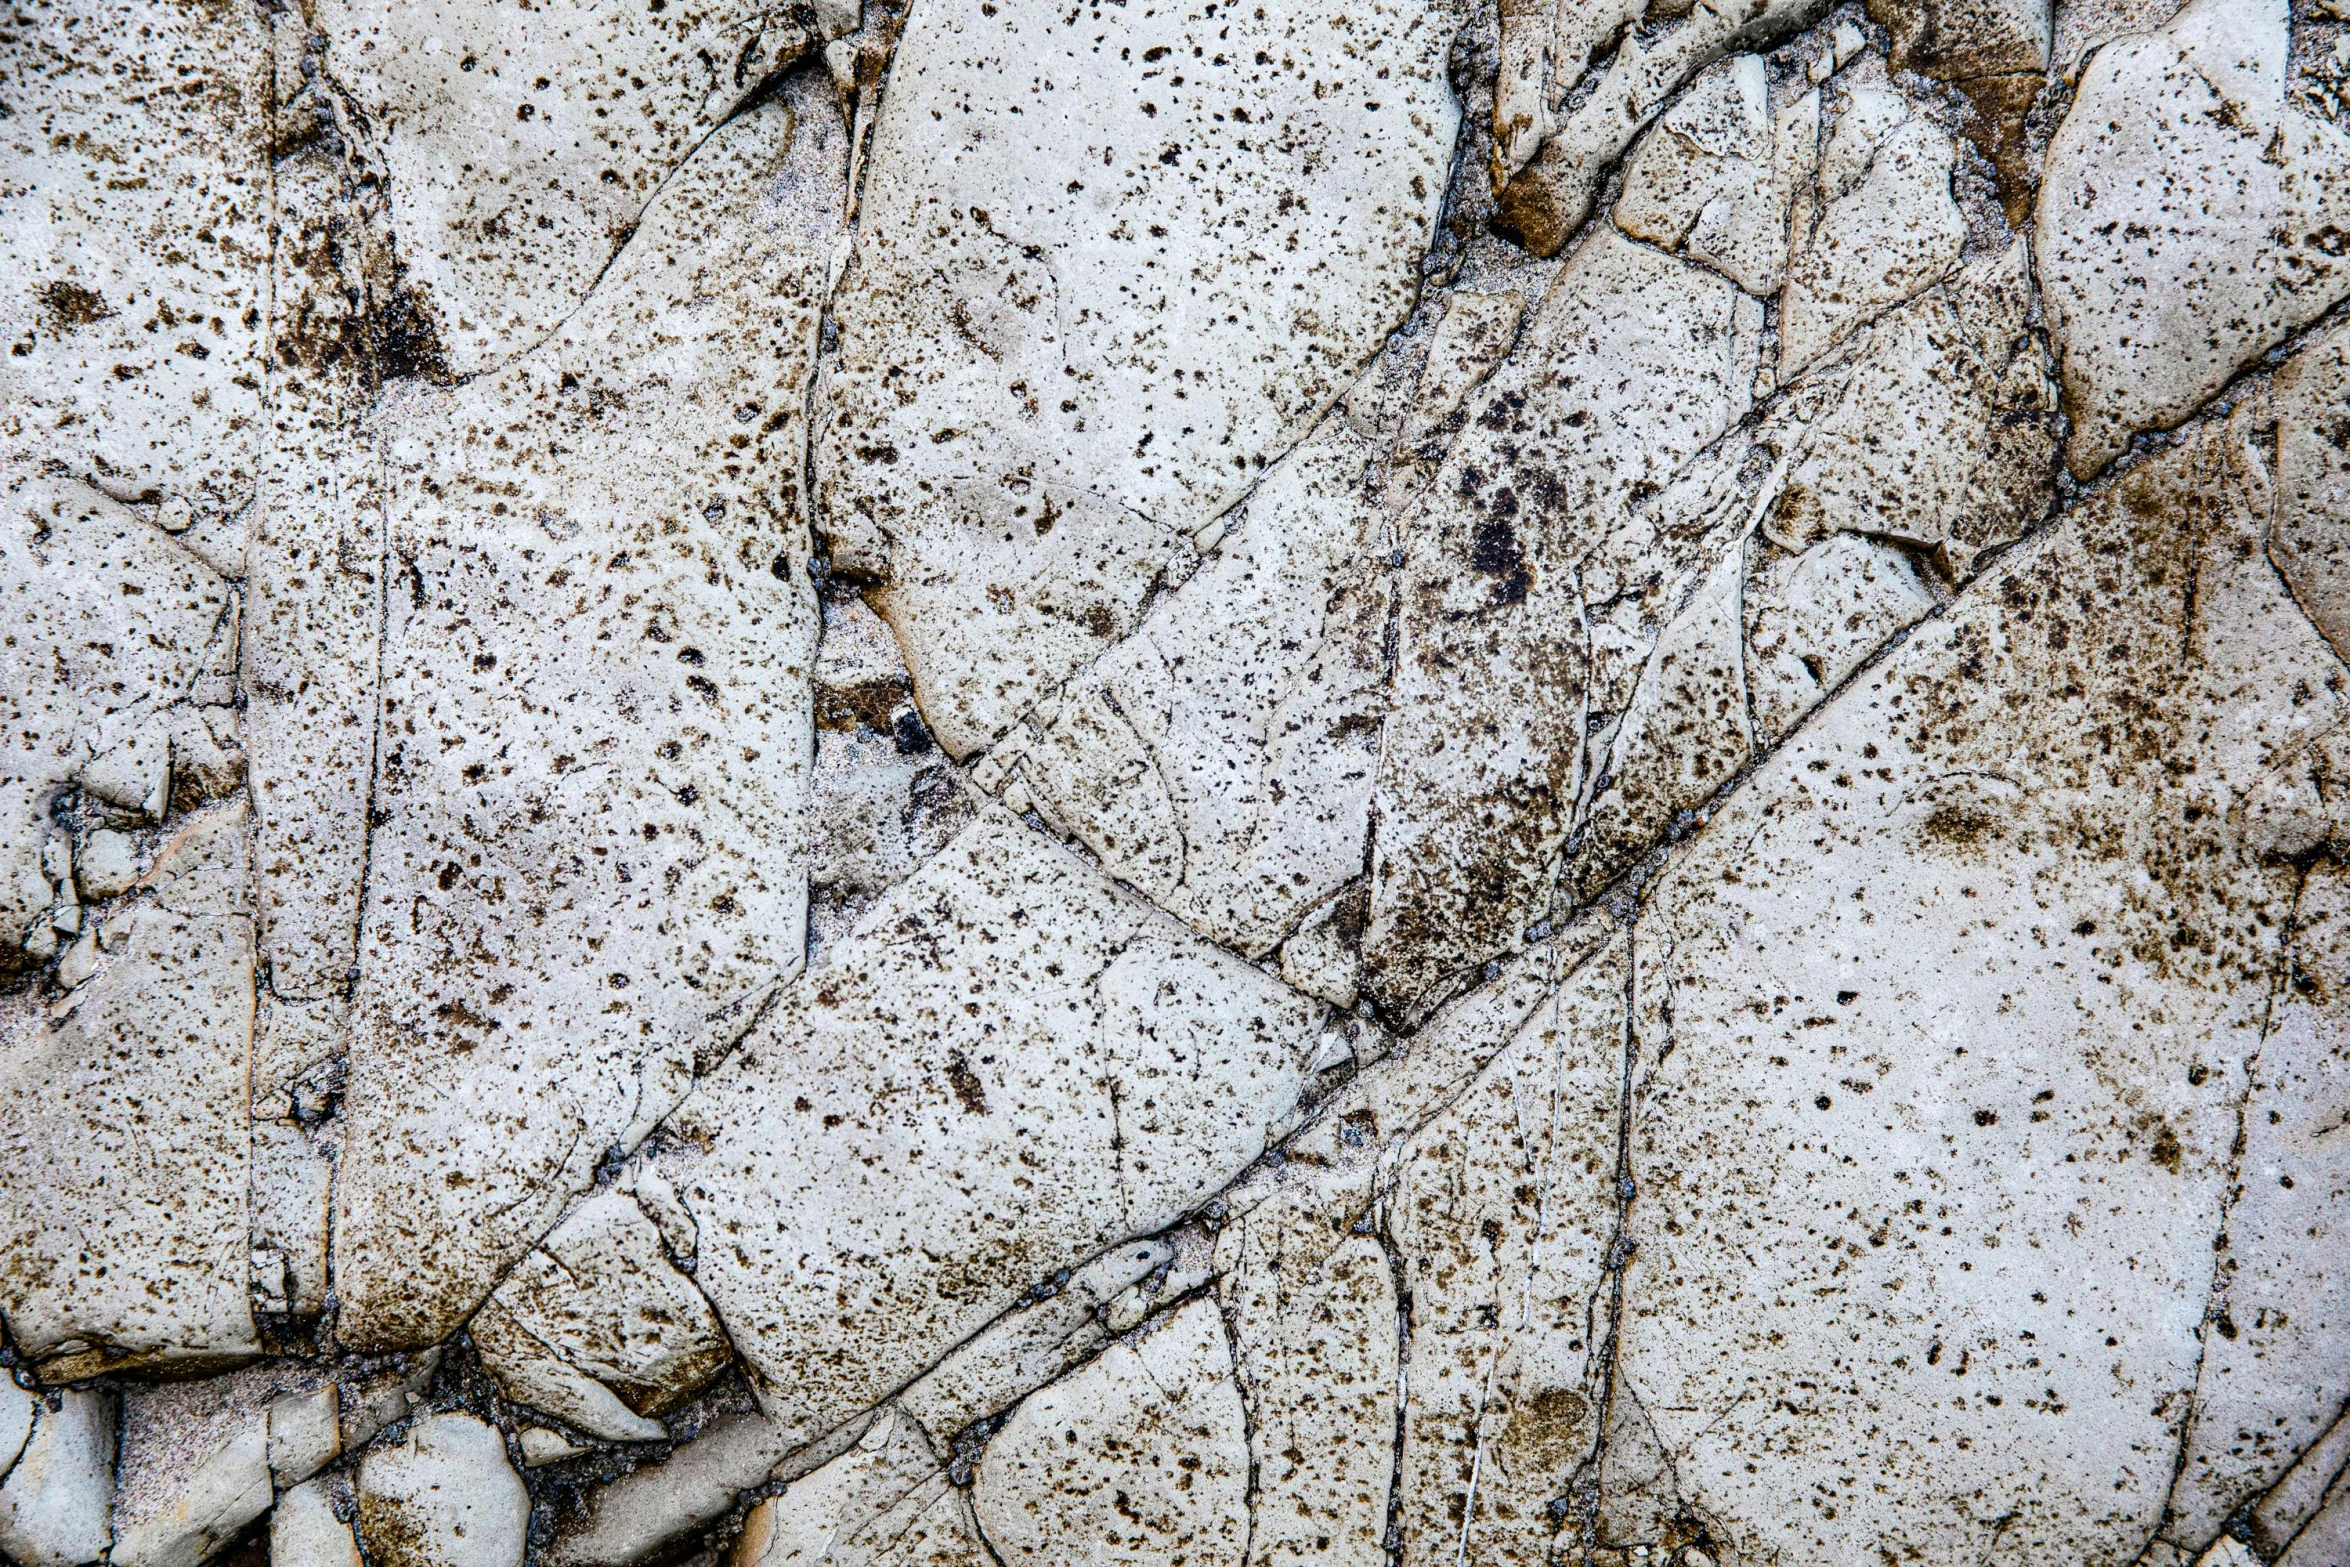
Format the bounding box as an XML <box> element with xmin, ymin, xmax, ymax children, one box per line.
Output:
<box><xmin>272</xmin><ymin>1480</ymin><xmax>365</xmax><ymax>1567</ymax></box>
<box><xmin>1215</xmin><ymin>1176</ymin><xmax>1399</xmax><ymax>1567</ymax></box>
<box><xmin>970</xmin><ymin>1297</ymin><xmax>1251</xmax><ymax>1567</ymax></box>
<box><xmin>2271</xmin><ymin>319</ymin><xmax>2350</xmax><ymax>667</ymax></box>
<box><xmin>0</xmin><ymin>0</ymin><xmax>272</xmax><ymax>519</ymax></box>
<box><xmin>0</xmin><ymin>1388</ymin><xmax>115</xmax><ymax>1567</ymax></box>
<box><xmin>0</xmin><ymin>469</ymin><xmax>233</xmax><ymax>975</ymax></box>
<box><xmin>1493</xmin><ymin>0</ymin><xmax>1832</xmax><ymax>256</ymax></box>
<box><xmin>981</xmin><ymin>416</ymin><xmax>1391</xmax><ymax>957</ymax></box>
<box><xmin>2039</xmin><ymin>0</ymin><xmax>2350</xmax><ymax>475</ymax></box>
<box><xmin>815</xmin><ymin>0</ymin><xmax>1460</xmax><ymax>756</ymax></box>
<box><xmin>1779</xmin><ymin>95</ymin><xmax>1967</xmax><ymax>374</ymax></box>
<box><xmin>470</xmin><ymin>1190</ymin><xmax>731</xmax><ymax>1443</ymax></box>
<box><xmin>1365</xmin><ymin>229</ymin><xmax>1762</xmax><ymax>1020</ymax></box>
<box><xmin>1389</xmin><ymin>938</ymin><xmax>1626</xmax><ymax>1567</ymax></box>
<box><xmin>0</xmin><ymin>807</ymin><xmax>257</xmax><ymax>1375</ymax></box>
<box><xmin>731</xmin><ymin>1409</ymin><xmax>986</xmax><ymax>1567</ymax></box>
<box><xmin>676</xmin><ymin>811</ymin><xmax>1320</xmax><ymax>1443</ymax></box>
<box><xmin>898</xmin><ymin>1241</ymin><xmax>1173</xmax><ymax>1440</ymax></box>
<box><xmin>334</xmin><ymin>83</ymin><xmax>844</xmax><ymax>1351</ymax></box>
<box><xmin>311</xmin><ymin>0</ymin><xmax>856</xmax><ymax>375</ymax></box>
<box><xmin>357</xmin><ymin>1414</ymin><xmax>529</xmax><ymax>1567</ymax></box>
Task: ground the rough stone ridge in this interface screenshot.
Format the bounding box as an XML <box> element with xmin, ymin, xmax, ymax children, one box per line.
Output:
<box><xmin>1</xmin><ymin>2</ymin><xmax>2346</xmax><ymax>1567</ymax></box>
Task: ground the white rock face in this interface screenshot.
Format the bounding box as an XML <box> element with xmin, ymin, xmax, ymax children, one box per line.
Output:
<box><xmin>312</xmin><ymin>0</ymin><xmax>852</xmax><ymax>375</ymax></box>
<box><xmin>1614</xmin><ymin>407</ymin><xmax>2344</xmax><ymax>1567</ymax></box>
<box><xmin>7</xmin><ymin>4</ymin><xmax>2350</xmax><ymax>1566</ymax></box>
<box><xmin>970</xmin><ymin>1297</ymin><xmax>1251</xmax><ymax>1567</ymax></box>
<box><xmin>470</xmin><ymin>1190</ymin><xmax>730</xmax><ymax>1442</ymax></box>
<box><xmin>272</xmin><ymin>1480</ymin><xmax>365</xmax><ymax>1567</ymax></box>
<box><xmin>333</xmin><ymin>81</ymin><xmax>842</xmax><ymax>1351</ymax></box>
<box><xmin>2040</xmin><ymin>0</ymin><xmax>2350</xmax><ymax>474</ymax></box>
<box><xmin>0</xmin><ymin>808</ymin><xmax>257</xmax><ymax>1374</ymax></box>
<box><xmin>815</xmin><ymin>0</ymin><xmax>1460</xmax><ymax>756</ymax></box>
<box><xmin>732</xmin><ymin>1409</ymin><xmax>987</xmax><ymax>1567</ymax></box>
<box><xmin>357</xmin><ymin>1414</ymin><xmax>530</xmax><ymax>1567</ymax></box>
<box><xmin>981</xmin><ymin>415</ymin><xmax>1390</xmax><ymax>957</ymax></box>
<box><xmin>0</xmin><ymin>1388</ymin><xmax>115</xmax><ymax>1567</ymax></box>
<box><xmin>0</xmin><ymin>0</ymin><xmax>272</xmax><ymax>520</ymax></box>
<box><xmin>676</xmin><ymin>810</ymin><xmax>1320</xmax><ymax>1440</ymax></box>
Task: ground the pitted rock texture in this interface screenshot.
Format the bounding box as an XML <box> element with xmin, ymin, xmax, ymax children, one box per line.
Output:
<box><xmin>3</xmin><ymin>3</ymin><xmax>2348</xmax><ymax>1567</ymax></box>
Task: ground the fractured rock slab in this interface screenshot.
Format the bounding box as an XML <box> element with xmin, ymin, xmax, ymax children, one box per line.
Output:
<box><xmin>1612</xmin><ymin>402</ymin><xmax>2349</xmax><ymax>1565</ymax></box>
<box><xmin>471</xmin><ymin>1189</ymin><xmax>731</xmax><ymax>1442</ymax></box>
<box><xmin>674</xmin><ymin>810</ymin><xmax>1321</xmax><ymax>1444</ymax></box>
<box><xmin>0</xmin><ymin>807</ymin><xmax>256</xmax><ymax>1375</ymax></box>
<box><xmin>357</xmin><ymin>1414</ymin><xmax>529</xmax><ymax>1567</ymax></box>
<box><xmin>334</xmin><ymin>83</ymin><xmax>843</xmax><ymax>1350</ymax></box>
<box><xmin>814</xmin><ymin>0</ymin><xmax>1460</xmax><ymax>756</ymax></box>
<box><xmin>0</xmin><ymin>467</ymin><xmax>234</xmax><ymax>973</ymax></box>
<box><xmin>982</xmin><ymin>414</ymin><xmax>1391</xmax><ymax>958</ymax></box>
<box><xmin>970</xmin><ymin>1296</ymin><xmax>1251</xmax><ymax>1567</ymax></box>
<box><xmin>2039</xmin><ymin>0</ymin><xmax>2350</xmax><ymax>475</ymax></box>
<box><xmin>1365</xmin><ymin>228</ymin><xmax>1762</xmax><ymax>1020</ymax></box>
<box><xmin>0</xmin><ymin>0</ymin><xmax>272</xmax><ymax>519</ymax></box>
<box><xmin>313</xmin><ymin>0</ymin><xmax>855</xmax><ymax>376</ymax></box>
<box><xmin>0</xmin><ymin>1387</ymin><xmax>114</xmax><ymax>1567</ymax></box>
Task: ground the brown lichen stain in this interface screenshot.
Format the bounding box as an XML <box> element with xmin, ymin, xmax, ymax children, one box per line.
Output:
<box><xmin>37</xmin><ymin>279</ymin><xmax>113</xmax><ymax>329</ymax></box>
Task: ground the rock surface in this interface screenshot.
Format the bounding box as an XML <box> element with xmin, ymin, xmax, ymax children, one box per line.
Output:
<box><xmin>3</xmin><ymin>3</ymin><xmax>2347</xmax><ymax>1567</ymax></box>
<box><xmin>356</xmin><ymin>1415</ymin><xmax>529</xmax><ymax>1567</ymax></box>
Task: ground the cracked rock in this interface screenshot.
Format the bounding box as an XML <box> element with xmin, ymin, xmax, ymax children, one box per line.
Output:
<box><xmin>970</xmin><ymin>1296</ymin><xmax>1250</xmax><ymax>1567</ymax></box>
<box><xmin>0</xmin><ymin>1387</ymin><xmax>115</xmax><ymax>1567</ymax></box>
<box><xmin>814</xmin><ymin>0</ymin><xmax>1460</xmax><ymax>756</ymax></box>
<box><xmin>312</xmin><ymin>0</ymin><xmax>853</xmax><ymax>375</ymax></box>
<box><xmin>470</xmin><ymin>1190</ymin><xmax>731</xmax><ymax>1443</ymax></box>
<box><xmin>357</xmin><ymin>1414</ymin><xmax>530</xmax><ymax>1567</ymax></box>
<box><xmin>334</xmin><ymin>80</ymin><xmax>843</xmax><ymax>1351</ymax></box>
<box><xmin>0</xmin><ymin>807</ymin><xmax>257</xmax><ymax>1375</ymax></box>
<box><xmin>2039</xmin><ymin>0</ymin><xmax>2350</xmax><ymax>475</ymax></box>
<box><xmin>674</xmin><ymin>809</ymin><xmax>1321</xmax><ymax>1442</ymax></box>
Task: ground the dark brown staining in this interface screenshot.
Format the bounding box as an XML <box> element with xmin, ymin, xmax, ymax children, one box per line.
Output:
<box><xmin>37</xmin><ymin>280</ymin><xmax>112</xmax><ymax>329</ymax></box>
<box><xmin>945</xmin><ymin>1051</ymin><xmax>989</xmax><ymax>1115</ymax></box>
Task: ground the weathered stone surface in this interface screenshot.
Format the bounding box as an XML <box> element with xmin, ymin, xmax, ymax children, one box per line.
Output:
<box><xmin>273</xmin><ymin>1479</ymin><xmax>366</xmax><ymax>1567</ymax></box>
<box><xmin>544</xmin><ymin>1408</ymin><xmax>848</xmax><ymax>1567</ymax></box>
<box><xmin>9</xmin><ymin>0</ymin><xmax>2350</xmax><ymax>1559</ymax></box>
<box><xmin>334</xmin><ymin>82</ymin><xmax>843</xmax><ymax>1350</ymax></box>
<box><xmin>1492</xmin><ymin>0</ymin><xmax>1831</xmax><ymax>257</ymax></box>
<box><xmin>0</xmin><ymin>1387</ymin><xmax>114</xmax><ymax>1567</ymax></box>
<box><xmin>471</xmin><ymin>1190</ymin><xmax>731</xmax><ymax>1442</ymax></box>
<box><xmin>1613</xmin><ymin>406</ymin><xmax>2344</xmax><ymax>1565</ymax></box>
<box><xmin>1868</xmin><ymin>0</ymin><xmax>2050</xmax><ymax>79</ymax></box>
<box><xmin>2039</xmin><ymin>0</ymin><xmax>2350</xmax><ymax>475</ymax></box>
<box><xmin>1366</xmin><ymin>228</ymin><xmax>1762</xmax><ymax>1019</ymax></box>
<box><xmin>814</xmin><ymin>0</ymin><xmax>1459</xmax><ymax>756</ymax></box>
<box><xmin>970</xmin><ymin>1296</ymin><xmax>1250</xmax><ymax>1567</ymax></box>
<box><xmin>2273</xmin><ymin>317</ymin><xmax>2350</xmax><ymax>668</ymax></box>
<box><xmin>898</xmin><ymin>1240</ymin><xmax>1172</xmax><ymax>1439</ymax></box>
<box><xmin>675</xmin><ymin>810</ymin><xmax>1320</xmax><ymax>1441</ymax></box>
<box><xmin>1779</xmin><ymin>94</ymin><xmax>1965</xmax><ymax>375</ymax></box>
<box><xmin>0</xmin><ymin>0</ymin><xmax>272</xmax><ymax>520</ymax></box>
<box><xmin>982</xmin><ymin>413</ymin><xmax>1389</xmax><ymax>957</ymax></box>
<box><xmin>0</xmin><ymin>806</ymin><xmax>256</xmax><ymax>1374</ymax></box>
<box><xmin>1766</xmin><ymin>240</ymin><xmax>2057</xmax><ymax>574</ymax></box>
<box><xmin>111</xmin><ymin>1374</ymin><xmax>275</xmax><ymax>1567</ymax></box>
<box><xmin>1388</xmin><ymin>937</ymin><xmax>1625</xmax><ymax>1567</ymax></box>
<box><xmin>1214</xmin><ymin>1170</ymin><xmax>1398</xmax><ymax>1567</ymax></box>
<box><xmin>731</xmin><ymin>1408</ymin><xmax>987</xmax><ymax>1567</ymax></box>
<box><xmin>312</xmin><ymin>0</ymin><xmax>853</xmax><ymax>376</ymax></box>
<box><xmin>0</xmin><ymin>466</ymin><xmax>234</xmax><ymax>973</ymax></box>
<box><xmin>357</xmin><ymin>1414</ymin><xmax>530</xmax><ymax>1567</ymax></box>
<box><xmin>251</xmin><ymin>1120</ymin><xmax>334</xmax><ymax>1320</ymax></box>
